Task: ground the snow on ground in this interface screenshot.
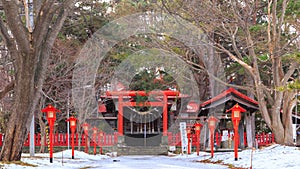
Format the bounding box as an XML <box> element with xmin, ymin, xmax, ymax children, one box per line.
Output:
<box><xmin>0</xmin><ymin>144</ymin><xmax>299</xmax><ymax>169</ymax></box>
<box><xmin>173</xmin><ymin>144</ymin><xmax>300</xmax><ymax>169</ymax></box>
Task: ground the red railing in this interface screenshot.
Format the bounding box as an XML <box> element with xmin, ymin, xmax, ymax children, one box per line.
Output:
<box><xmin>167</xmin><ymin>132</ymin><xmax>275</xmax><ymax>147</ymax></box>
<box><xmin>168</xmin><ymin>132</ymin><xmax>204</xmax><ymax>147</ymax></box>
<box><xmin>0</xmin><ymin>132</ymin><xmax>118</xmax><ymax>147</ymax></box>
<box><xmin>255</xmin><ymin>132</ymin><xmax>275</xmax><ymax>146</ymax></box>
<box><xmin>0</xmin><ymin>132</ymin><xmax>275</xmax><ymax>148</ymax></box>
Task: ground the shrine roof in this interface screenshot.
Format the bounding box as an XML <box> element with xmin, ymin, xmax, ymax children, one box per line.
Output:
<box><xmin>200</xmin><ymin>88</ymin><xmax>259</xmax><ymax>111</ymax></box>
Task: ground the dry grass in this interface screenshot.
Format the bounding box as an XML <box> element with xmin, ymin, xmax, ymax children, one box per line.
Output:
<box><xmin>79</xmin><ymin>166</ymin><xmax>94</xmax><ymax>169</ymax></box>
<box><xmin>195</xmin><ymin>159</ymin><xmax>248</xmax><ymax>169</ymax></box>
<box><xmin>1</xmin><ymin>161</ymin><xmax>37</xmax><ymax>167</ymax></box>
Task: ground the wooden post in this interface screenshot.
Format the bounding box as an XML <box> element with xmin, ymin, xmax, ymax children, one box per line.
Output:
<box><xmin>234</xmin><ymin>126</ymin><xmax>239</xmax><ymax>161</ymax></box>
<box><xmin>71</xmin><ymin>129</ymin><xmax>75</xmax><ymax>159</ymax></box>
<box><xmin>118</xmin><ymin>96</ymin><xmax>123</xmax><ymax>135</ymax></box>
<box><xmin>163</xmin><ymin>94</ymin><xmax>168</xmax><ymax>136</ymax></box>
<box><xmin>49</xmin><ymin>120</ymin><xmax>54</xmax><ymax>163</ymax></box>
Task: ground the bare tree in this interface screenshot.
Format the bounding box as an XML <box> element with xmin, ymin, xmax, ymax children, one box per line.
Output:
<box><xmin>161</xmin><ymin>0</ymin><xmax>300</xmax><ymax>144</ymax></box>
<box><xmin>0</xmin><ymin>0</ymin><xmax>75</xmax><ymax>161</ymax></box>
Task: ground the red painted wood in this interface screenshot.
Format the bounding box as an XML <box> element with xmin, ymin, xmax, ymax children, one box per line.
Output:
<box><xmin>106</xmin><ymin>90</ymin><xmax>180</xmax><ymax>97</ymax></box>
<box><xmin>0</xmin><ymin>133</ymin><xmax>2</xmax><ymax>146</ymax></box>
<box><xmin>201</xmin><ymin>88</ymin><xmax>258</xmax><ymax>107</ymax></box>
<box><xmin>163</xmin><ymin>94</ymin><xmax>168</xmax><ymax>136</ymax></box>
<box><xmin>1</xmin><ymin>132</ymin><xmax>275</xmax><ymax>148</ymax></box>
<box><xmin>244</xmin><ymin>132</ymin><xmax>247</xmax><ymax>147</ymax></box>
<box><xmin>118</xmin><ymin>96</ymin><xmax>123</xmax><ymax>136</ymax></box>
<box><xmin>114</xmin><ymin>132</ymin><xmax>118</xmax><ymax>144</ymax></box>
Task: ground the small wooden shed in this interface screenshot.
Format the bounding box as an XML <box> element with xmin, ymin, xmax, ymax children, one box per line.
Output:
<box><xmin>199</xmin><ymin>88</ymin><xmax>259</xmax><ymax>149</ymax></box>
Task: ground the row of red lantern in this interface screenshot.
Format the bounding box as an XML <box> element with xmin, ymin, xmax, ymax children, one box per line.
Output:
<box><xmin>185</xmin><ymin>103</ymin><xmax>245</xmax><ymax>161</ymax></box>
<box><xmin>185</xmin><ymin>116</ymin><xmax>218</xmax><ymax>157</ymax></box>
<box><xmin>41</xmin><ymin>102</ymin><xmax>246</xmax><ymax>162</ymax></box>
<box><xmin>41</xmin><ymin>104</ymin><xmax>103</xmax><ymax>163</ymax></box>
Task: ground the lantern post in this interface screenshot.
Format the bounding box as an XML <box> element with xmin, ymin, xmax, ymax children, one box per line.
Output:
<box><xmin>187</xmin><ymin>127</ymin><xmax>191</xmax><ymax>154</ymax></box>
<box><xmin>207</xmin><ymin>116</ymin><xmax>218</xmax><ymax>158</ymax></box>
<box><xmin>41</xmin><ymin>104</ymin><xmax>60</xmax><ymax>163</ymax></box>
<box><xmin>66</xmin><ymin>116</ymin><xmax>77</xmax><ymax>159</ymax></box>
<box><xmin>92</xmin><ymin>127</ymin><xmax>98</xmax><ymax>155</ymax></box>
<box><xmin>82</xmin><ymin>123</ymin><xmax>90</xmax><ymax>153</ymax></box>
<box><xmin>194</xmin><ymin>121</ymin><xmax>203</xmax><ymax>156</ymax></box>
<box><xmin>227</xmin><ymin>103</ymin><xmax>246</xmax><ymax>161</ymax></box>
<box><xmin>99</xmin><ymin>130</ymin><xmax>104</xmax><ymax>154</ymax></box>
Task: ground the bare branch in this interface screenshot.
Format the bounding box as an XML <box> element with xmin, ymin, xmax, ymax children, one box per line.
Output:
<box><xmin>281</xmin><ymin>62</ymin><xmax>299</xmax><ymax>85</ymax></box>
<box><xmin>0</xmin><ymin>18</ymin><xmax>15</xmax><ymax>48</ymax></box>
<box><xmin>215</xmin><ymin>43</ymin><xmax>256</xmax><ymax>77</ymax></box>
<box><xmin>33</xmin><ymin>0</ymin><xmax>56</xmax><ymax>48</ymax></box>
<box><xmin>277</xmin><ymin>0</ymin><xmax>288</xmax><ymax>37</ymax></box>
<box><xmin>1</xmin><ymin>0</ymin><xmax>30</xmax><ymax>52</ymax></box>
<box><xmin>0</xmin><ymin>81</ymin><xmax>14</xmax><ymax>100</ymax></box>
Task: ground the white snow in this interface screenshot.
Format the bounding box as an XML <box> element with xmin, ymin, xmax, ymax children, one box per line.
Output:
<box><xmin>0</xmin><ymin>144</ymin><xmax>299</xmax><ymax>169</ymax></box>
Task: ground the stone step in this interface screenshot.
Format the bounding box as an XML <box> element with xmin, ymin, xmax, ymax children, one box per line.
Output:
<box><xmin>117</xmin><ymin>146</ymin><xmax>168</xmax><ymax>156</ymax></box>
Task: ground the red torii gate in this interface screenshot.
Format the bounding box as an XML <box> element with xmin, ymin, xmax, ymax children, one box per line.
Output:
<box><xmin>106</xmin><ymin>90</ymin><xmax>181</xmax><ymax>136</ymax></box>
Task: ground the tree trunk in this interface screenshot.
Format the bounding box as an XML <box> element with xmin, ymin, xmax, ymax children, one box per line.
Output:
<box><xmin>246</xmin><ymin>113</ymin><xmax>255</xmax><ymax>148</ymax></box>
<box><xmin>0</xmin><ymin>53</ymin><xmax>35</xmax><ymax>161</ymax></box>
<box><xmin>38</xmin><ymin>114</ymin><xmax>46</xmax><ymax>153</ymax></box>
<box><xmin>268</xmin><ymin>91</ymin><xmax>296</xmax><ymax>145</ymax></box>
<box><xmin>282</xmin><ymin>91</ymin><xmax>296</xmax><ymax>145</ymax></box>
<box><xmin>283</xmin><ymin>115</ymin><xmax>294</xmax><ymax>145</ymax></box>
<box><xmin>0</xmin><ymin>0</ymin><xmax>74</xmax><ymax>161</ymax></box>
<box><xmin>271</xmin><ymin>112</ymin><xmax>285</xmax><ymax>144</ymax></box>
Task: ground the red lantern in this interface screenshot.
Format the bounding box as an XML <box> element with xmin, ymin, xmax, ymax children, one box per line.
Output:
<box><xmin>42</xmin><ymin>104</ymin><xmax>60</xmax><ymax>122</ymax></box>
<box><xmin>41</xmin><ymin>104</ymin><xmax>60</xmax><ymax>163</ymax></box>
<box><xmin>227</xmin><ymin>103</ymin><xmax>246</xmax><ymax>161</ymax></box>
<box><xmin>187</xmin><ymin>128</ymin><xmax>192</xmax><ymax>154</ymax></box>
<box><xmin>194</xmin><ymin>121</ymin><xmax>203</xmax><ymax>156</ymax></box>
<box><xmin>81</xmin><ymin>123</ymin><xmax>90</xmax><ymax>153</ymax></box>
<box><xmin>207</xmin><ymin>116</ymin><xmax>218</xmax><ymax>158</ymax></box>
<box><xmin>228</xmin><ymin>104</ymin><xmax>246</xmax><ymax>121</ymax></box>
<box><xmin>82</xmin><ymin>123</ymin><xmax>90</xmax><ymax>133</ymax></box>
<box><xmin>66</xmin><ymin>116</ymin><xmax>77</xmax><ymax>159</ymax></box>
<box><xmin>92</xmin><ymin>127</ymin><xmax>98</xmax><ymax>155</ymax></box>
<box><xmin>69</xmin><ymin>117</ymin><xmax>77</xmax><ymax>129</ymax></box>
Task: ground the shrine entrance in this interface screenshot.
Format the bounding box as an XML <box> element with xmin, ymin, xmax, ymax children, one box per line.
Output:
<box><xmin>105</xmin><ymin>90</ymin><xmax>181</xmax><ymax>146</ymax></box>
<box><xmin>123</xmin><ymin>107</ymin><xmax>163</xmax><ymax>146</ymax></box>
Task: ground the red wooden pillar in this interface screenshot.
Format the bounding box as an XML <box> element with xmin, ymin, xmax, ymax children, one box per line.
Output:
<box><xmin>114</xmin><ymin>132</ymin><xmax>118</xmax><ymax>144</ymax></box>
<box><xmin>0</xmin><ymin>133</ymin><xmax>2</xmax><ymax>146</ymax></box>
<box><xmin>118</xmin><ymin>95</ymin><xmax>123</xmax><ymax>136</ymax></box>
<box><xmin>215</xmin><ymin>132</ymin><xmax>219</xmax><ymax>147</ymax></box>
<box><xmin>99</xmin><ymin>131</ymin><xmax>103</xmax><ymax>154</ymax></box>
<box><xmin>92</xmin><ymin>127</ymin><xmax>97</xmax><ymax>155</ymax></box>
<box><xmin>163</xmin><ymin>94</ymin><xmax>167</xmax><ymax>136</ymax></box>
<box><xmin>76</xmin><ymin>133</ymin><xmax>79</xmax><ymax>146</ymax></box>
<box><xmin>244</xmin><ymin>132</ymin><xmax>247</xmax><ymax>147</ymax></box>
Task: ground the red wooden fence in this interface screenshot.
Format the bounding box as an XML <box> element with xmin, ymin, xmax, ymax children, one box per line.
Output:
<box><xmin>0</xmin><ymin>133</ymin><xmax>118</xmax><ymax>147</ymax></box>
<box><xmin>0</xmin><ymin>132</ymin><xmax>274</xmax><ymax>147</ymax></box>
<box><xmin>167</xmin><ymin>132</ymin><xmax>275</xmax><ymax>147</ymax></box>
<box><xmin>255</xmin><ymin>132</ymin><xmax>275</xmax><ymax>146</ymax></box>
